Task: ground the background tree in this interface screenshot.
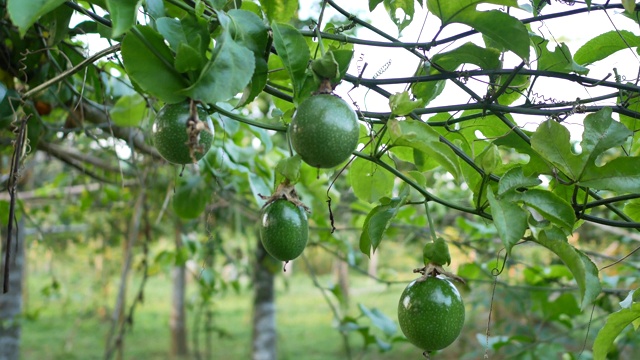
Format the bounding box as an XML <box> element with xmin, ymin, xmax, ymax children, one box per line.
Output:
<box><xmin>2</xmin><ymin>0</ymin><xmax>640</xmax><ymax>359</ymax></box>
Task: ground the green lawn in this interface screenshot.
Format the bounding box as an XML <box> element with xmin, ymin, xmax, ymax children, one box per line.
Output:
<box><xmin>20</xmin><ymin>267</ymin><xmax>432</xmax><ymax>359</ymax></box>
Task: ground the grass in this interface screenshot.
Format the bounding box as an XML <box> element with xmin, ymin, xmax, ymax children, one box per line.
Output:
<box><xmin>20</xmin><ymin>260</ymin><xmax>426</xmax><ymax>359</ymax></box>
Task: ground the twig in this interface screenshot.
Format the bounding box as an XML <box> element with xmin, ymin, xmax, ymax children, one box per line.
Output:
<box><xmin>22</xmin><ymin>44</ymin><xmax>121</xmax><ymax>99</ymax></box>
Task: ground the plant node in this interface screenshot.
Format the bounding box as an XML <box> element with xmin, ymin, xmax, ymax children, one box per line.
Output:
<box><xmin>414</xmin><ymin>263</ymin><xmax>466</xmax><ymax>284</ymax></box>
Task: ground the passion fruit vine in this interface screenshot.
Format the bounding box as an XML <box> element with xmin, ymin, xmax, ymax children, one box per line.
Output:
<box><xmin>290</xmin><ymin>94</ymin><xmax>359</xmax><ymax>168</ymax></box>
<box><xmin>152</xmin><ymin>102</ymin><xmax>213</xmax><ymax>165</ymax></box>
<box><xmin>259</xmin><ymin>199</ymin><xmax>309</xmax><ymax>262</ymax></box>
<box><xmin>397</xmin><ymin>275</ymin><xmax>465</xmax><ymax>353</ymax></box>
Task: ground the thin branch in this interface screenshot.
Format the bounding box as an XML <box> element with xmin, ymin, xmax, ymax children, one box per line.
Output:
<box><xmin>38</xmin><ymin>141</ymin><xmax>134</xmax><ymax>175</ymax></box>
<box><xmin>22</xmin><ymin>44</ymin><xmax>121</xmax><ymax>99</ymax></box>
<box><xmin>344</xmin><ymin>69</ymin><xmax>640</xmax><ymax>94</ymax></box>
<box><xmin>307</xmin><ymin>4</ymin><xmax>628</xmax><ymax>51</ymax></box>
<box><xmin>73</xmin><ymin>101</ymin><xmax>162</xmax><ymax>159</ymax></box>
<box><xmin>210</xmin><ymin>104</ymin><xmax>288</xmax><ymax>132</ymax></box>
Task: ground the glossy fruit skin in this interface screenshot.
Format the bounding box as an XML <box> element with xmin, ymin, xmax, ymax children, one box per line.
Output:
<box><xmin>259</xmin><ymin>199</ymin><xmax>308</xmax><ymax>261</ymax></box>
<box><xmin>398</xmin><ymin>276</ymin><xmax>465</xmax><ymax>352</ymax></box>
<box><xmin>290</xmin><ymin>94</ymin><xmax>359</xmax><ymax>168</ymax></box>
<box><xmin>152</xmin><ymin>102</ymin><xmax>213</xmax><ymax>164</ymax></box>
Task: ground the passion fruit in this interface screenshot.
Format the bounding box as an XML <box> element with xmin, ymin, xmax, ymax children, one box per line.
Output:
<box><xmin>397</xmin><ymin>276</ymin><xmax>465</xmax><ymax>352</ymax></box>
<box><xmin>290</xmin><ymin>94</ymin><xmax>359</xmax><ymax>168</ymax></box>
<box><xmin>152</xmin><ymin>102</ymin><xmax>213</xmax><ymax>164</ymax></box>
<box><xmin>259</xmin><ymin>199</ymin><xmax>308</xmax><ymax>262</ymax></box>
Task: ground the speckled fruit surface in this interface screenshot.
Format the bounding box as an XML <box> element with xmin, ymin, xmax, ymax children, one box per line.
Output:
<box><xmin>152</xmin><ymin>102</ymin><xmax>213</xmax><ymax>165</ymax></box>
<box><xmin>290</xmin><ymin>94</ymin><xmax>359</xmax><ymax>168</ymax></box>
<box><xmin>259</xmin><ymin>199</ymin><xmax>308</xmax><ymax>262</ymax></box>
<box><xmin>398</xmin><ymin>276</ymin><xmax>465</xmax><ymax>352</ymax></box>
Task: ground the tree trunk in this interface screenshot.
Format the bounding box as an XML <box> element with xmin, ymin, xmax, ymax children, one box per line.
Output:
<box><xmin>105</xmin><ymin>192</ymin><xmax>145</xmax><ymax>360</ymax></box>
<box><xmin>252</xmin><ymin>238</ymin><xmax>276</xmax><ymax>360</ymax></box>
<box><xmin>0</xmin><ymin>219</ymin><xmax>25</xmax><ymax>360</ymax></box>
<box><xmin>170</xmin><ymin>221</ymin><xmax>188</xmax><ymax>358</ymax></box>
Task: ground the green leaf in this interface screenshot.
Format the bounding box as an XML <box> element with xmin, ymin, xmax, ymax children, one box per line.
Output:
<box><xmin>121</xmin><ymin>25</ymin><xmax>189</xmax><ymax>104</ymax></box>
<box><xmin>311</xmin><ymin>51</ymin><xmax>339</xmax><ymax>80</ymax></box>
<box><xmin>181</xmin><ymin>24</ymin><xmax>255</xmax><ymax>104</ymax></box>
<box><xmin>460</xmin><ymin>10</ymin><xmax>529</xmax><ymax>60</ymax></box>
<box><xmin>427</xmin><ymin>1</ymin><xmax>528</xmax><ymax>59</ymax></box>
<box><xmin>248</xmin><ymin>172</ymin><xmax>271</xmax><ymax>208</ymax></box>
<box><xmin>359</xmin><ymin>197</ymin><xmax>405</xmax><ymax>257</ymax></box>
<box><xmin>349</xmin><ymin>157</ymin><xmax>394</xmax><ymax>204</ymax></box>
<box><xmin>519</xmin><ymin>189</ymin><xmax>576</xmax><ymax>232</ymax></box>
<box><xmin>624</xmin><ymin>199</ymin><xmax>640</xmax><ymax>222</ymax></box>
<box><xmin>433</xmin><ymin>42</ymin><xmax>503</xmax><ymax>71</ymax></box>
<box><xmin>494</xmin><ymin>74</ymin><xmax>529</xmax><ymax>105</ymax></box>
<box><xmin>411</xmin><ymin>62</ymin><xmax>445</xmax><ymax>105</ymax></box>
<box><xmin>275</xmin><ymin>155</ymin><xmax>302</xmax><ymax>184</ymax></box>
<box><xmin>388</xmin><ymin>119</ymin><xmax>461</xmax><ymax>179</ymax></box>
<box><xmin>145</xmin><ymin>0</ymin><xmax>164</xmax><ymax>21</ymax></box>
<box><xmin>579</xmin><ymin>108</ymin><xmax>632</xmax><ymax>166</ymax></box>
<box><xmin>580</xmin><ymin>156</ymin><xmax>640</xmax><ymax>193</ymax></box>
<box><xmin>358</xmin><ymin>303</ymin><xmax>397</xmax><ymax>337</ymax></box>
<box><xmin>106</xmin><ymin>0</ymin><xmax>141</xmax><ymax>38</ymax></box>
<box><xmin>423</xmin><ymin>237</ymin><xmax>452</xmax><ymax>266</ymax></box>
<box><xmin>531</xmin><ymin>35</ymin><xmax>589</xmax><ymax>75</ymax></box>
<box><xmin>41</xmin><ymin>4</ymin><xmax>74</xmax><ymax>46</ymax></box>
<box><xmin>389</xmin><ymin>91</ymin><xmax>422</xmax><ymax>116</ymax></box>
<box><xmin>412</xmin><ymin>42</ymin><xmax>501</xmax><ymax>104</ymax></box>
<box><xmin>388</xmin><ymin>118</ymin><xmax>440</xmax><ymax>144</ymax></box>
<box><xmin>259</xmin><ymin>0</ymin><xmax>299</xmax><ymax>23</ymax></box>
<box><xmin>223</xmin><ymin>10</ymin><xmax>270</xmax><ymax>106</ymax></box>
<box><xmin>498</xmin><ymin>166</ymin><xmax>542</xmax><ymax>196</ymax></box>
<box><xmin>530</xmin><ymin>226</ymin><xmax>601</xmax><ymax>310</ymax></box>
<box><xmin>486</xmin><ymin>188</ymin><xmax>527</xmax><ymax>254</ymax></box>
<box><xmin>271</xmin><ymin>22</ymin><xmax>310</xmax><ymax>105</ymax></box>
<box><xmin>7</xmin><ymin>0</ymin><xmax>66</xmax><ymax>37</ymax></box>
<box><xmin>427</xmin><ymin>0</ymin><xmax>519</xmax><ymax>22</ymax></box>
<box><xmin>369</xmin><ymin>0</ymin><xmax>384</xmax><ymax>11</ymax></box>
<box><xmin>109</xmin><ymin>93</ymin><xmax>147</xmax><ymax>127</ymax></box>
<box><xmin>155</xmin><ymin>17</ymin><xmax>188</xmax><ymax>52</ymax></box>
<box><xmin>173</xmin><ymin>175</ymin><xmax>213</xmax><ymax>219</ymax></box>
<box><xmin>383</xmin><ymin>0</ymin><xmax>415</xmax><ymax>33</ymax></box>
<box><xmin>575</xmin><ymin>30</ymin><xmax>640</xmax><ymax>66</ymax></box>
<box><xmin>622</xmin><ymin>0</ymin><xmax>637</xmax><ymax>15</ymax></box>
<box><xmin>475</xmin><ymin>143</ymin><xmax>500</xmax><ymax>173</ymax></box>
<box><xmin>332</xmin><ymin>49</ymin><xmax>354</xmax><ymax>82</ymax></box>
<box><xmin>531</xmin><ymin>108</ymin><xmax>631</xmax><ymax>181</ymax></box>
<box><xmin>530</xmin><ymin>118</ymin><xmax>579</xmax><ymax>177</ymax></box>
<box><xmin>174</xmin><ymin>43</ymin><xmax>205</xmax><ymax>73</ymax></box>
<box><xmin>593</xmin><ymin>303</ymin><xmax>640</xmax><ymax>360</ymax></box>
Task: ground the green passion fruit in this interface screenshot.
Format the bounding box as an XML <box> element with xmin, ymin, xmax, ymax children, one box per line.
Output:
<box><xmin>290</xmin><ymin>94</ymin><xmax>359</xmax><ymax>168</ymax></box>
<box><xmin>259</xmin><ymin>199</ymin><xmax>308</xmax><ymax>262</ymax></box>
<box><xmin>152</xmin><ymin>102</ymin><xmax>213</xmax><ymax>165</ymax></box>
<box><xmin>398</xmin><ymin>276</ymin><xmax>465</xmax><ymax>352</ymax></box>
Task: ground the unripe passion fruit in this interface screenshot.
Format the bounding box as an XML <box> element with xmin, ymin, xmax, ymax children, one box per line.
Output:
<box><xmin>290</xmin><ymin>94</ymin><xmax>359</xmax><ymax>168</ymax></box>
<box><xmin>259</xmin><ymin>199</ymin><xmax>308</xmax><ymax>262</ymax></box>
<box><xmin>152</xmin><ymin>102</ymin><xmax>213</xmax><ymax>164</ymax></box>
<box><xmin>398</xmin><ymin>276</ymin><xmax>465</xmax><ymax>352</ymax></box>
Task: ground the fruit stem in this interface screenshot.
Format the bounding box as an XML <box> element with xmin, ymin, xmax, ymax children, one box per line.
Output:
<box><xmin>424</xmin><ymin>200</ymin><xmax>437</xmax><ymax>243</ymax></box>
